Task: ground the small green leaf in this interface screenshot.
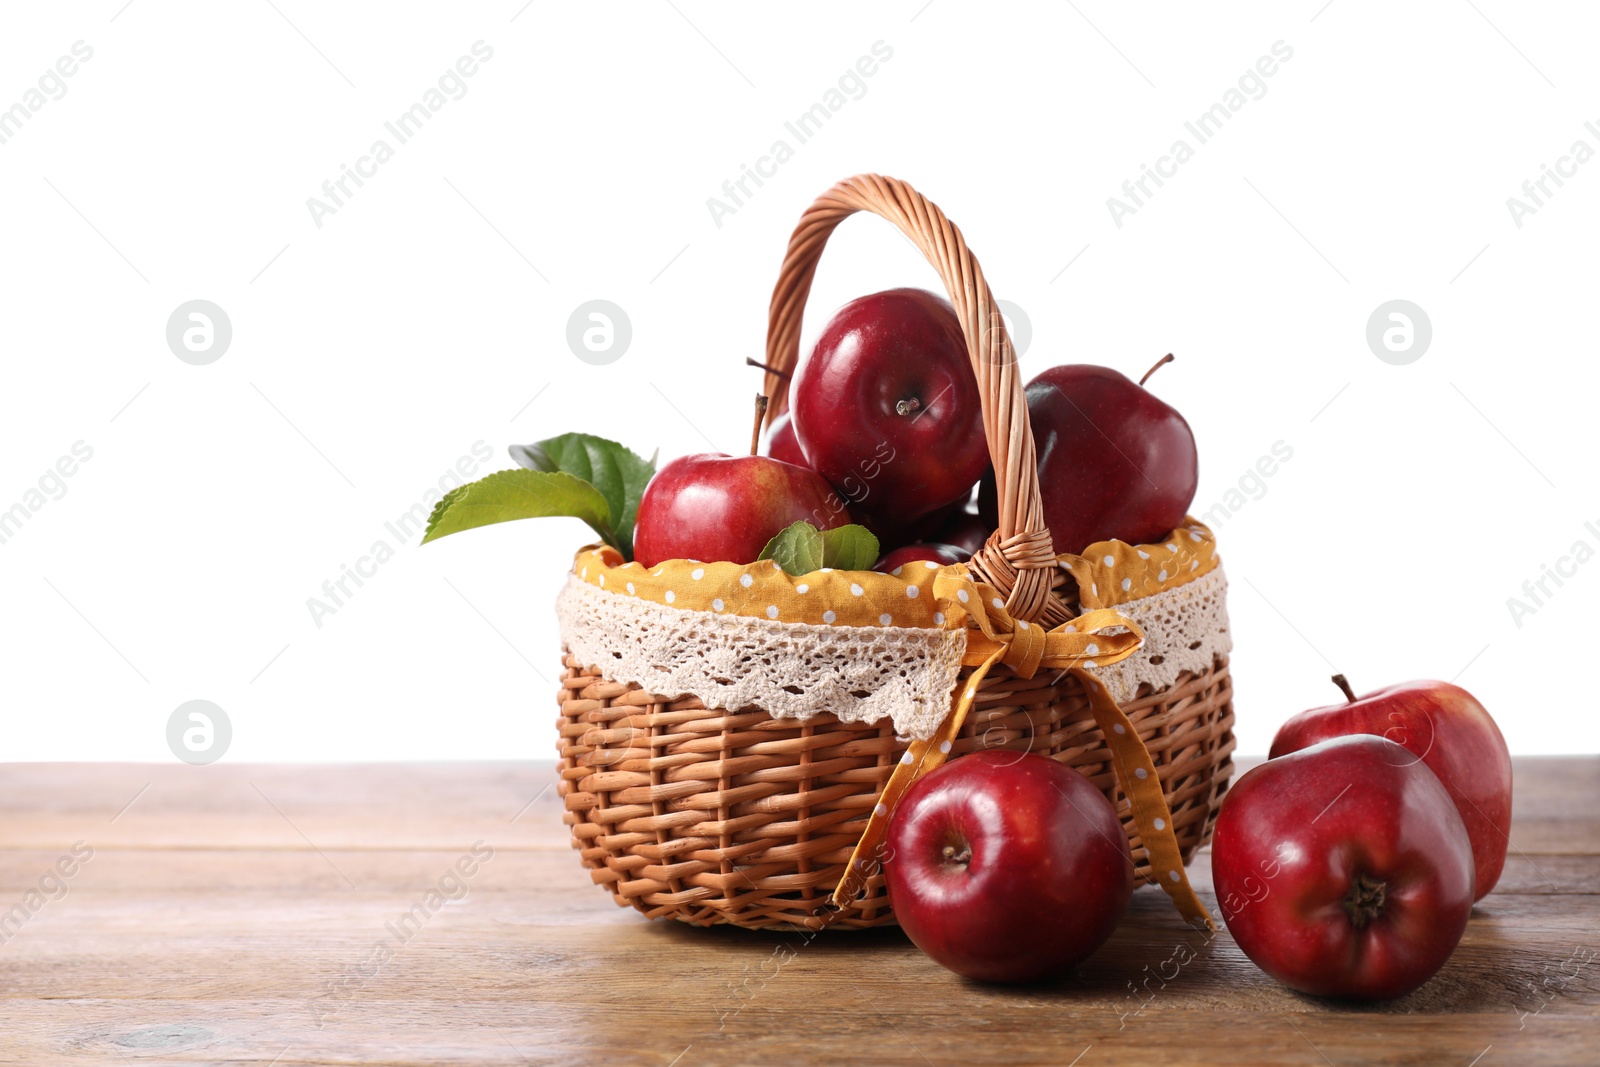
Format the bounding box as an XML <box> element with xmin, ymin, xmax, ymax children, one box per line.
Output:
<box><xmin>821</xmin><ymin>524</ymin><xmax>880</xmax><ymax>571</ymax></box>
<box><xmin>758</xmin><ymin>522</ymin><xmax>880</xmax><ymax>575</ymax></box>
<box><xmin>759</xmin><ymin>521</ymin><xmax>825</xmax><ymax>576</ymax></box>
<box><xmin>510</xmin><ymin>434</ymin><xmax>655</xmax><ymax>559</ymax></box>
<box><xmin>422</xmin><ymin>469</ymin><xmax>614</xmax><ymax>546</ymax></box>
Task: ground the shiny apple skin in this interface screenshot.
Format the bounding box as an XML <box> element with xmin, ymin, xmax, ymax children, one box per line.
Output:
<box><xmin>1018</xmin><ymin>364</ymin><xmax>1198</xmax><ymax>554</ymax></box>
<box><xmin>1270</xmin><ymin>680</ymin><xmax>1512</xmax><ymax>902</ymax></box>
<box><xmin>874</xmin><ymin>542</ymin><xmax>966</xmax><ymax>573</ymax></box>
<box><xmin>885</xmin><ymin>750</ymin><xmax>1132</xmax><ymax>983</ymax></box>
<box><xmin>1212</xmin><ymin>735</ymin><xmax>1474</xmax><ymax>1000</ymax></box>
<box><xmin>632</xmin><ymin>454</ymin><xmax>849</xmax><ymax>568</ymax></box>
<box><xmin>766</xmin><ymin>412</ymin><xmax>806</xmax><ymax>467</ymax></box>
<box><xmin>790</xmin><ymin>288</ymin><xmax>988</xmax><ymax>527</ymax></box>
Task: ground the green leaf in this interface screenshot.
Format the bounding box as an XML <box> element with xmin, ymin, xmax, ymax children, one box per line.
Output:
<box><xmin>759</xmin><ymin>521</ymin><xmax>825</xmax><ymax>576</ymax></box>
<box><xmin>511</xmin><ymin>434</ymin><xmax>656</xmax><ymax>559</ymax></box>
<box><xmin>422</xmin><ymin>469</ymin><xmax>614</xmax><ymax>546</ymax></box>
<box><xmin>758</xmin><ymin>522</ymin><xmax>880</xmax><ymax>576</ymax></box>
<box><xmin>821</xmin><ymin>524</ymin><xmax>880</xmax><ymax>571</ymax></box>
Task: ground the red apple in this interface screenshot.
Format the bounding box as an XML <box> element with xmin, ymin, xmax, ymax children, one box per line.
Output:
<box><xmin>790</xmin><ymin>289</ymin><xmax>987</xmax><ymax>528</ymax></box>
<box><xmin>866</xmin><ymin>498</ymin><xmax>965</xmax><ymax>552</ymax></box>
<box><xmin>981</xmin><ymin>359</ymin><xmax>1197</xmax><ymax>554</ymax></box>
<box><xmin>885</xmin><ymin>750</ymin><xmax>1132</xmax><ymax>983</ymax></box>
<box><xmin>874</xmin><ymin>542</ymin><xmax>967</xmax><ymax>573</ymax></box>
<box><xmin>935</xmin><ymin>510</ymin><xmax>992</xmax><ymax>557</ymax></box>
<box><xmin>633</xmin><ymin>454</ymin><xmax>849</xmax><ymax>568</ymax></box>
<box><xmin>1212</xmin><ymin>735</ymin><xmax>1474</xmax><ymax>1000</ymax></box>
<box><xmin>1270</xmin><ymin>676</ymin><xmax>1512</xmax><ymax>902</ymax></box>
<box><xmin>766</xmin><ymin>412</ymin><xmax>806</xmax><ymax>467</ymax></box>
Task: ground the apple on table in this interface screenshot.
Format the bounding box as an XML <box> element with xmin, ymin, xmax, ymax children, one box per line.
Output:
<box><xmin>885</xmin><ymin>751</ymin><xmax>1132</xmax><ymax>983</ymax></box>
<box><xmin>1271</xmin><ymin>675</ymin><xmax>1512</xmax><ymax>901</ymax></box>
<box><xmin>1212</xmin><ymin>734</ymin><xmax>1475</xmax><ymax>999</ymax></box>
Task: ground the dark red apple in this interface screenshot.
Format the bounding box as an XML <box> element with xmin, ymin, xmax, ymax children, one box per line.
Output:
<box><xmin>982</xmin><ymin>359</ymin><xmax>1197</xmax><ymax>554</ymax></box>
<box><xmin>935</xmin><ymin>510</ymin><xmax>992</xmax><ymax>557</ymax></box>
<box><xmin>1212</xmin><ymin>735</ymin><xmax>1474</xmax><ymax>1000</ymax></box>
<box><xmin>1270</xmin><ymin>676</ymin><xmax>1511</xmax><ymax>902</ymax></box>
<box><xmin>790</xmin><ymin>289</ymin><xmax>987</xmax><ymax>528</ymax></box>
<box><xmin>766</xmin><ymin>412</ymin><xmax>806</xmax><ymax>467</ymax></box>
<box><xmin>866</xmin><ymin>498</ymin><xmax>965</xmax><ymax>552</ymax></box>
<box><xmin>874</xmin><ymin>542</ymin><xmax>966</xmax><ymax>573</ymax></box>
<box><xmin>885</xmin><ymin>750</ymin><xmax>1132</xmax><ymax>983</ymax></box>
<box><xmin>633</xmin><ymin>454</ymin><xmax>849</xmax><ymax>568</ymax></box>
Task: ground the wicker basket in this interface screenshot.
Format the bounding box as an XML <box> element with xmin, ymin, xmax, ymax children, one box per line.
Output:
<box><xmin>556</xmin><ymin>174</ymin><xmax>1236</xmax><ymax>930</ymax></box>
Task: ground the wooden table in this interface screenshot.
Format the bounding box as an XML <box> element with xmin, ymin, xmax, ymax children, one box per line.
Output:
<box><xmin>1</xmin><ymin>758</ymin><xmax>1594</xmax><ymax>1066</ymax></box>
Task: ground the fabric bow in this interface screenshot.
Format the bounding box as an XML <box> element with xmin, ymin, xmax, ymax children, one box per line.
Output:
<box><xmin>829</xmin><ymin>566</ymin><xmax>1215</xmax><ymax>932</ymax></box>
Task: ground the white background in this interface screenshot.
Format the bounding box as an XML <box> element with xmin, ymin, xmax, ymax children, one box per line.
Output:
<box><xmin>2</xmin><ymin>1</ymin><xmax>1595</xmax><ymax>762</ymax></box>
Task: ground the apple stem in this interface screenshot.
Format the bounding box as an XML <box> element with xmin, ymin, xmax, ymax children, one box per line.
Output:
<box><xmin>1331</xmin><ymin>674</ymin><xmax>1358</xmax><ymax>704</ymax></box>
<box><xmin>941</xmin><ymin>842</ymin><xmax>972</xmax><ymax>868</ymax></box>
<box><xmin>745</xmin><ymin>357</ymin><xmax>793</xmax><ymax>381</ymax></box>
<box><xmin>1139</xmin><ymin>353</ymin><xmax>1176</xmax><ymax>387</ymax></box>
<box><xmin>895</xmin><ymin>397</ymin><xmax>922</xmax><ymax>417</ymax></box>
<box><xmin>750</xmin><ymin>393</ymin><xmax>769</xmax><ymax>457</ymax></box>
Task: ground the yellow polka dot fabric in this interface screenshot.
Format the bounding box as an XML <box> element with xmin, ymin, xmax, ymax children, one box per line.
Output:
<box><xmin>1061</xmin><ymin>519</ymin><xmax>1220</xmax><ymax>609</ymax></box>
<box><xmin>571</xmin><ymin>516</ymin><xmax>1219</xmax><ymax>631</ymax></box>
<box><xmin>572</xmin><ymin>546</ymin><xmax>950</xmax><ymax>629</ymax></box>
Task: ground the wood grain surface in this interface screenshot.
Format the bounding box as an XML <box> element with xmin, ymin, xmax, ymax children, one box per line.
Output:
<box><xmin>0</xmin><ymin>758</ymin><xmax>1595</xmax><ymax>1066</ymax></box>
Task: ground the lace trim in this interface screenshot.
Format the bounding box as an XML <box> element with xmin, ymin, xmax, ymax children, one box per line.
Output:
<box><xmin>556</xmin><ymin>577</ymin><xmax>968</xmax><ymax>740</ymax></box>
<box><xmin>1083</xmin><ymin>563</ymin><xmax>1232</xmax><ymax>704</ymax></box>
<box><xmin>556</xmin><ymin>564</ymin><xmax>1231</xmax><ymax>739</ymax></box>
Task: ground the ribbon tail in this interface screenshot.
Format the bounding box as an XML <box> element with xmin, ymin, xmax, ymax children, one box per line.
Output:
<box><xmin>829</xmin><ymin>645</ymin><xmax>1007</xmax><ymax>910</ymax></box>
<box><xmin>827</xmin><ymin>645</ymin><xmax>1216</xmax><ymax>935</ymax></box>
<box><xmin>1070</xmin><ymin>666</ymin><xmax>1216</xmax><ymax>932</ymax></box>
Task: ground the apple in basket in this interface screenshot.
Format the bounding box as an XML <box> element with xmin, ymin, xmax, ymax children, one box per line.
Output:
<box><xmin>764</xmin><ymin>411</ymin><xmax>806</xmax><ymax>467</ymax></box>
<box><xmin>1270</xmin><ymin>675</ymin><xmax>1512</xmax><ymax>901</ymax></box>
<box><xmin>626</xmin><ymin>394</ymin><xmax>850</xmax><ymax>568</ymax></box>
<box><xmin>791</xmin><ymin>288</ymin><xmax>989</xmax><ymax>535</ymax></box>
<box><xmin>981</xmin><ymin>355</ymin><xmax>1198</xmax><ymax>554</ymax></box>
<box><xmin>633</xmin><ymin>452</ymin><xmax>850</xmax><ymax>569</ymax></box>
<box><xmin>865</xmin><ymin>501</ymin><xmax>973</xmax><ymax>561</ymax></box>
<box><xmin>885</xmin><ymin>750</ymin><xmax>1133</xmax><ymax>983</ymax></box>
<box><xmin>933</xmin><ymin>509</ymin><xmax>992</xmax><ymax>557</ymax></box>
<box><xmin>874</xmin><ymin>542</ymin><xmax>967</xmax><ymax>573</ymax></box>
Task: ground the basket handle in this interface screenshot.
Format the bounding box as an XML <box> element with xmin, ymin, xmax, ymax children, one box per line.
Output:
<box><xmin>760</xmin><ymin>174</ymin><xmax>1059</xmax><ymax>623</ymax></box>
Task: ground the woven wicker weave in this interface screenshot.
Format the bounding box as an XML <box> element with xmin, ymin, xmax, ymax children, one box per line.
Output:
<box><xmin>556</xmin><ymin>175</ymin><xmax>1236</xmax><ymax>930</ymax></box>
